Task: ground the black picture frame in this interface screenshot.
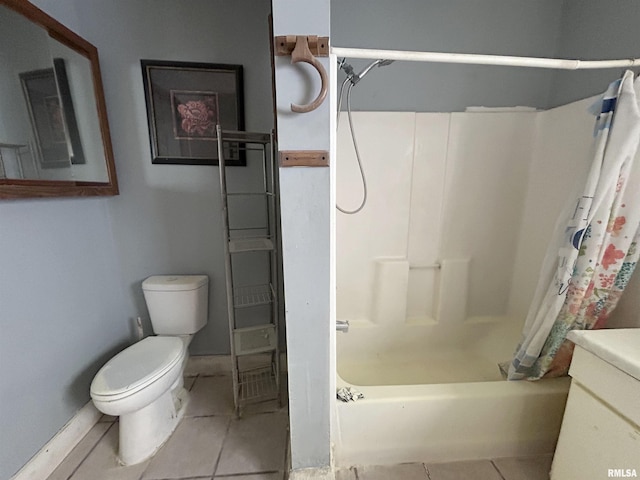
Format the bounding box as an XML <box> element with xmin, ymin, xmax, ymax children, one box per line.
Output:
<box><xmin>141</xmin><ymin>60</ymin><xmax>245</xmax><ymax>166</ymax></box>
<box><xmin>20</xmin><ymin>58</ymin><xmax>85</xmax><ymax>169</ymax></box>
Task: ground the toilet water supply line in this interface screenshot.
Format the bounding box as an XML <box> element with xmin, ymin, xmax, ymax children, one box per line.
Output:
<box><xmin>136</xmin><ymin>316</ymin><xmax>144</xmax><ymax>340</ymax></box>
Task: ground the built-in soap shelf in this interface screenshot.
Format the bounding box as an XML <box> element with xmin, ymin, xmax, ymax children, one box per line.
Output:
<box><xmin>370</xmin><ymin>257</ymin><xmax>470</xmax><ymax>325</ymax></box>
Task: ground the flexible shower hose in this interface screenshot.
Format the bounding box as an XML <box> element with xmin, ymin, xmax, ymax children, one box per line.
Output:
<box><xmin>336</xmin><ymin>76</ymin><xmax>368</xmax><ymax>215</ymax></box>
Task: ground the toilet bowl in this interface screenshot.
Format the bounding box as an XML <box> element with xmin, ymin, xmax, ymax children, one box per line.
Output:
<box><xmin>91</xmin><ymin>336</ymin><xmax>188</xmax><ymax>465</ymax></box>
<box><xmin>90</xmin><ymin>274</ymin><xmax>209</xmax><ymax>465</ymax></box>
<box><xmin>91</xmin><ymin>336</ymin><xmax>185</xmax><ymax>416</ymax></box>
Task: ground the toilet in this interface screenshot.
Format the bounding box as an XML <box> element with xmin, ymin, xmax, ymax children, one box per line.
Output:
<box><xmin>90</xmin><ymin>275</ymin><xmax>208</xmax><ymax>465</ymax></box>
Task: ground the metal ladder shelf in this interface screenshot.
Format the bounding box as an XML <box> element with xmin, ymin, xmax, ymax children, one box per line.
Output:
<box><xmin>216</xmin><ymin>125</ymin><xmax>281</xmax><ymax>416</ymax></box>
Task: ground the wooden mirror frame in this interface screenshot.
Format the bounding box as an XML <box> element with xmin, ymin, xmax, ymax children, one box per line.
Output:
<box><xmin>0</xmin><ymin>0</ymin><xmax>118</xmax><ymax>199</ymax></box>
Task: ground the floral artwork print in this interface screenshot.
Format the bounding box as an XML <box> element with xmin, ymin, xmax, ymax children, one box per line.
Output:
<box><xmin>178</xmin><ymin>100</ymin><xmax>214</xmax><ymax>136</ymax></box>
<box><xmin>141</xmin><ymin>61</ymin><xmax>244</xmax><ymax>165</ymax></box>
<box><xmin>170</xmin><ymin>90</ymin><xmax>219</xmax><ymax>139</ymax></box>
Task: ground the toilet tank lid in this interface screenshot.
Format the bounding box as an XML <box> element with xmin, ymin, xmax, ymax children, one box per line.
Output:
<box><xmin>142</xmin><ymin>275</ymin><xmax>208</xmax><ymax>292</ymax></box>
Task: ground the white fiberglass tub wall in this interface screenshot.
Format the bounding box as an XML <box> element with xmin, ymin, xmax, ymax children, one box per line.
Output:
<box><xmin>335</xmin><ymin>98</ymin><xmax>597</xmax><ymax>466</ymax></box>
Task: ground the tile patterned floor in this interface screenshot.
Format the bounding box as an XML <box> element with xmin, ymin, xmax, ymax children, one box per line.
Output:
<box><xmin>47</xmin><ymin>372</ymin><xmax>553</xmax><ymax>480</ymax></box>
<box><xmin>335</xmin><ymin>455</ymin><xmax>553</xmax><ymax>480</ymax></box>
<box><xmin>47</xmin><ymin>374</ymin><xmax>289</xmax><ymax>480</ymax></box>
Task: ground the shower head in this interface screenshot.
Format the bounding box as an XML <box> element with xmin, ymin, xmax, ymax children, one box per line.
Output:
<box><xmin>339</xmin><ymin>58</ymin><xmax>395</xmax><ymax>86</ymax></box>
<box><xmin>355</xmin><ymin>59</ymin><xmax>395</xmax><ymax>83</ymax></box>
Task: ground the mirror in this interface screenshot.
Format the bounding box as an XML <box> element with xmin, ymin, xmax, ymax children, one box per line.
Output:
<box><xmin>0</xmin><ymin>0</ymin><xmax>117</xmax><ymax>199</ymax></box>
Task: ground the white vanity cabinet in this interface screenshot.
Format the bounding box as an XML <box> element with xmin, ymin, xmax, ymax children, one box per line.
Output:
<box><xmin>551</xmin><ymin>329</ymin><xmax>640</xmax><ymax>480</ymax></box>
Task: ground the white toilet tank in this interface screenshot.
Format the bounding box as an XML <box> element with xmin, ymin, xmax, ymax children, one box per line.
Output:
<box><xmin>142</xmin><ymin>275</ymin><xmax>208</xmax><ymax>335</ymax></box>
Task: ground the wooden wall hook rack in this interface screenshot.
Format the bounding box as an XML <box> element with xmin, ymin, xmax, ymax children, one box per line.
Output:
<box><xmin>279</xmin><ymin>150</ymin><xmax>329</xmax><ymax>167</ymax></box>
<box><xmin>275</xmin><ymin>35</ymin><xmax>329</xmax><ymax>113</ymax></box>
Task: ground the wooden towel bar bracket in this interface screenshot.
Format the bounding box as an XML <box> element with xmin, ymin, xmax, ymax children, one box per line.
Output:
<box><xmin>279</xmin><ymin>150</ymin><xmax>329</xmax><ymax>167</ymax></box>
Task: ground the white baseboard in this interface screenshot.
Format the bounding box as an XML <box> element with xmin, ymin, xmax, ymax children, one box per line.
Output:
<box><xmin>185</xmin><ymin>353</ymin><xmax>288</xmax><ymax>376</ymax></box>
<box><xmin>286</xmin><ymin>446</ymin><xmax>335</xmax><ymax>480</ymax></box>
<box><xmin>288</xmin><ymin>466</ymin><xmax>335</xmax><ymax>480</ymax></box>
<box><xmin>184</xmin><ymin>354</ymin><xmax>233</xmax><ymax>376</ymax></box>
<box><xmin>11</xmin><ymin>401</ymin><xmax>101</xmax><ymax>480</ymax></box>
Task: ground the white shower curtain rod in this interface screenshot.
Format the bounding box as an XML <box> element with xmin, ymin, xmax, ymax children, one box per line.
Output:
<box><xmin>331</xmin><ymin>46</ymin><xmax>640</xmax><ymax>70</ymax></box>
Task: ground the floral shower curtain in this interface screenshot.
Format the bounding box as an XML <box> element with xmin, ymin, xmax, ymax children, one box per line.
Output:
<box><xmin>509</xmin><ymin>70</ymin><xmax>640</xmax><ymax>380</ymax></box>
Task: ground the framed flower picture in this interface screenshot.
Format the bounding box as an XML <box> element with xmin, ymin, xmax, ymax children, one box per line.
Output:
<box><xmin>140</xmin><ymin>60</ymin><xmax>245</xmax><ymax>165</ymax></box>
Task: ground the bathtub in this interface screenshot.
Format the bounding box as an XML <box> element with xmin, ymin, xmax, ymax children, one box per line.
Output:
<box><xmin>334</xmin><ymin>317</ymin><xmax>570</xmax><ymax>467</ymax></box>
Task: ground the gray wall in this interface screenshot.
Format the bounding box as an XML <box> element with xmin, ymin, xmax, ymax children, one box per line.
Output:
<box><xmin>332</xmin><ymin>0</ymin><xmax>565</xmax><ymax>111</ymax></box>
<box><xmin>0</xmin><ymin>11</ymin><xmax>129</xmax><ymax>480</ymax></box>
<box><xmin>1</xmin><ymin>1</ymin><xmax>273</xmax><ymax>478</ymax></box>
<box><xmin>552</xmin><ymin>0</ymin><xmax>640</xmax><ymax>326</ymax></box>
<box><xmin>0</xmin><ymin>198</ymin><xmax>130</xmax><ymax>479</ymax></box>
<box><xmin>549</xmin><ymin>0</ymin><xmax>640</xmax><ymax>107</ymax></box>
<box><xmin>70</xmin><ymin>0</ymin><xmax>274</xmax><ymax>356</ymax></box>
<box><xmin>332</xmin><ymin>0</ymin><xmax>640</xmax><ymax>112</ymax></box>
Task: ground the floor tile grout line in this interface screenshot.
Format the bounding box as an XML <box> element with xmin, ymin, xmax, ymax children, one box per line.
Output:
<box><xmin>140</xmin><ymin>375</ymin><xmax>210</xmax><ymax>480</ymax></box>
<box><xmin>280</xmin><ymin>425</ymin><xmax>290</xmax><ymax>480</ymax></box>
<box><xmin>243</xmin><ymin>409</ymin><xmax>288</xmax><ymax>418</ymax></box>
<box><xmin>187</xmin><ymin>414</ymin><xmax>236</xmax><ymax>419</ymax></box>
<box><xmin>136</xmin><ymin>460</ymin><xmax>146</xmax><ymax>480</ymax></box>
<box><xmin>187</xmin><ymin>374</ymin><xmax>200</xmax><ymax>391</ymax></box>
<box><xmin>490</xmin><ymin>459</ymin><xmax>507</xmax><ymax>480</ymax></box>
<box><xmin>214</xmin><ymin>471</ymin><xmax>281</xmax><ymax>478</ymax></box>
<box><xmin>146</xmin><ymin>476</ymin><xmax>212</xmax><ymax>480</ymax></box>
<box><xmin>210</xmin><ymin>416</ymin><xmax>234</xmax><ymax>477</ymax></box>
<box><xmin>422</xmin><ymin>462</ymin><xmax>431</xmax><ymax>480</ymax></box>
<box><xmin>63</xmin><ymin>421</ymin><xmax>114</xmax><ymax>480</ymax></box>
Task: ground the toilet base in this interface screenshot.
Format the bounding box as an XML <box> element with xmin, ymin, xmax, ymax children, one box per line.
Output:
<box><xmin>118</xmin><ymin>387</ymin><xmax>189</xmax><ymax>465</ymax></box>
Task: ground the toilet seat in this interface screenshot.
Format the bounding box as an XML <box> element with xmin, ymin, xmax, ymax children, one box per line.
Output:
<box><xmin>91</xmin><ymin>336</ymin><xmax>184</xmax><ymax>402</ymax></box>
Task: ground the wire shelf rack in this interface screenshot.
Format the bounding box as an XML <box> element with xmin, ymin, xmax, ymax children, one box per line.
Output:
<box><xmin>218</xmin><ymin>127</ymin><xmax>281</xmax><ymax>416</ymax></box>
<box><xmin>233</xmin><ymin>284</ymin><xmax>273</xmax><ymax>308</ymax></box>
<box><xmin>228</xmin><ymin>237</ymin><xmax>274</xmax><ymax>253</ymax></box>
<box><xmin>239</xmin><ymin>364</ymin><xmax>279</xmax><ymax>403</ymax></box>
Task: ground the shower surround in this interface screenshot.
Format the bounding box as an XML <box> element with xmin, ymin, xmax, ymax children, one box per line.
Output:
<box><xmin>335</xmin><ymin>98</ymin><xmax>597</xmax><ymax>465</ymax></box>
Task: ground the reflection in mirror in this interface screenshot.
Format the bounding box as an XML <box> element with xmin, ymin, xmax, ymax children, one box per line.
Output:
<box><xmin>0</xmin><ymin>0</ymin><xmax>117</xmax><ymax>198</ymax></box>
